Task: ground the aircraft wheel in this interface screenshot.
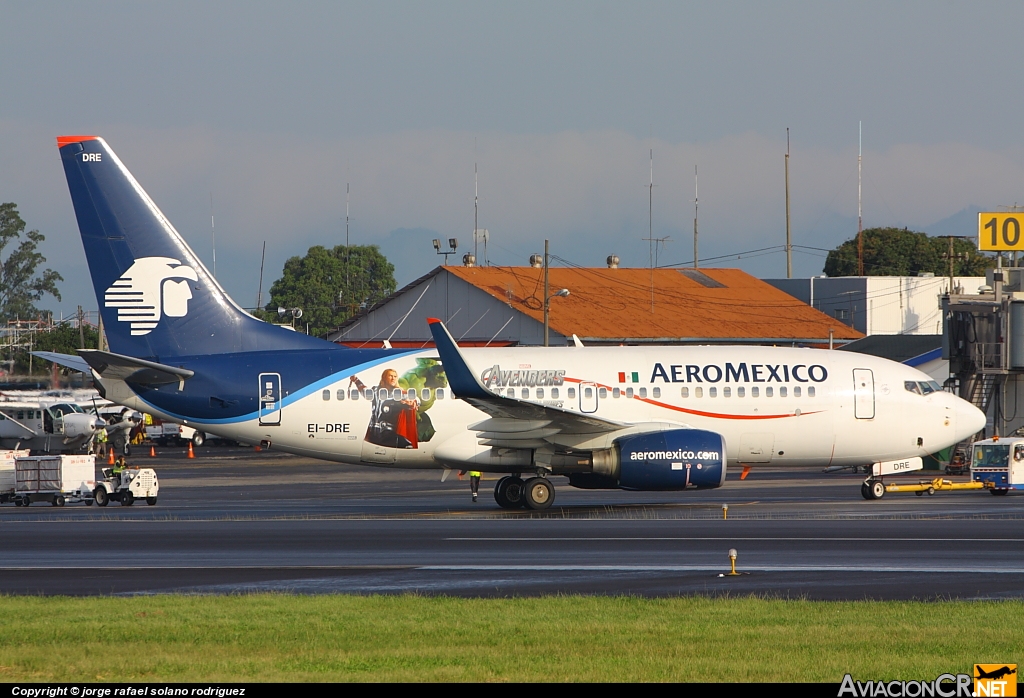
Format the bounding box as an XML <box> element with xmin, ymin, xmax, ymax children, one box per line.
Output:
<box><xmin>495</xmin><ymin>476</ymin><xmax>525</xmax><ymax>509</ymax></box>
<box><xmin>121</xmin><ymin>490</ymin><xmax>134</xmax><ymax>507</ymax></box>
<box><xmin>94</xmin><ymin>488</ymin><xmax>109</xmax><ymax>507</ymax></box>
<box><xmin>146</xmin><ymin>497</ymin><xmax>157</xmax><ymax>506</ymax></box>
<box><xmin>870</xmin><ymin>480</ymin><xmax>886</xmax><ymax>500</ymax></box>
<box><xmin>860</xmin><ymin>483</ymin><xmax>872</xmax><ymax>500</ymax></box>
<box><xmin>523</xmin><ymin>477</ymin><xmax>555</xmax><ymax>511</ymax></box>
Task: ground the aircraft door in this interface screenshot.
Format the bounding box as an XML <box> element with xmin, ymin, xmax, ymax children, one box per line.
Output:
<box><xmin>853</xmin><ymin>369</ymin><xmax>875</xmax><ymax>420</ymax></box>
<box><xmin>258</xmin><ymin>373</ymin><xmax>282</xmax><ymax>425</ymax></box>
<box><xmin>579</xmin><ymin>382</ymin><xmax>598</xmax><ymax>413</ymax></box>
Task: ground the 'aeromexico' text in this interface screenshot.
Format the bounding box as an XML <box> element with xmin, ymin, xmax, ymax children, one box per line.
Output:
<box><xmin>629</xmin><ymin>449</ymin><xmax>721</xmax><ymax>461</ymax></box>
<box><xmin>481</xmin><ymin>365</ymin><xmax>566</xmax><ymax>388</ymax></box>
<box><xmin>651</xmin><ymin>362</ymin><xmax>828</xmax><ymax>383</ymax></box>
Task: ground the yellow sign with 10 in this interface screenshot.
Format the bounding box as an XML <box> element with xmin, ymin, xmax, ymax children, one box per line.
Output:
<box><xmin>979</xmin><ymin>212</ymin><xmax>1024</xmax><ymax>251</ymax></box>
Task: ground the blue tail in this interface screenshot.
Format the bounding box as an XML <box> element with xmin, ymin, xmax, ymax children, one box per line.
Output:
<box><xmin>57</xmin><ymin>136</ymin><xmax>329</xmax><ymax>360</ymax></box>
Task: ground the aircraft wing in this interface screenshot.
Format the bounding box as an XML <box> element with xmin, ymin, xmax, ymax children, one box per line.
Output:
<box><xmin>31</xmin><ymin>352</ymin><xmax>92</xmax><ymax>374</ymax></box>
<box><xmin>77</xmin><ymin>350</ymin><xmax>195</xmax><ymax>386</ymax></box>
<box><xmin>427</xmin><ymin>318</ymin><xmax>624</xmax><ymax>447</ymax></box>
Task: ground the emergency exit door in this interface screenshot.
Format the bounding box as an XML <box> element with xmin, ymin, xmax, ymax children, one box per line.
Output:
<box><xmin>259</xmin><ymin>373</ymin><xmax>282</xmax><ymax>425</ymax></box>
<box><xmin>853</xmin><ymin>368</ymin><xmax>875</xmax><ymax>420</ymax></box>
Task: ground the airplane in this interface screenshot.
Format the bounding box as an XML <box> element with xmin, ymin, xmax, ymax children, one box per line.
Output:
<box><xmin>0</xmin><ymin>399</ymin><xmax>106</xmax><ymax>453</ymax></box>
<box><xmin>38</xmin><ymin>135</ymin><xmax>986</xmax><ymax>508</ymax></box>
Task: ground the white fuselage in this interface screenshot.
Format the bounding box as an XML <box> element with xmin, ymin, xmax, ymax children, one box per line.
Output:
<box><xmin>102</xmin><ymin>345</ymin><xmax>984</xmax><ymax>472</ymax></box>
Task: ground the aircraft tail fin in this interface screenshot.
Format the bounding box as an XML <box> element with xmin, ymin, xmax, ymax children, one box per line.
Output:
<box><xmin>56</xmin><ymin>136</ymin><xmax>328</xmax><ymax>359</ymax></box>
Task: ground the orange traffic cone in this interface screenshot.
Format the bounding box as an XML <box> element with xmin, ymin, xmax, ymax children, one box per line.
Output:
<box><xmin>149</xmin><ymin>445</ymin><xmax>156</xmax><ymax>457</ymax></box>
<box><xmin>107</xmin><ymin>450</ymin><xmax>115</xmax><ymax>465</ymax></box>
<box><xmin>187</xmin><ymin>441</ymin><xmax>195</xmax><ymax>459</ymax></box>
<box><xmin>254</xmin><ymin>445</ymin><xmax>261</xmax><ymax>452</ymax></box>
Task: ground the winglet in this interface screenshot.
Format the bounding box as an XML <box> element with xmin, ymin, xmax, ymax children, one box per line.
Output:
<box><xmin>427</xmin><ymin>319</ymin><xmax>491</xmax><ymax>399</ymax></box>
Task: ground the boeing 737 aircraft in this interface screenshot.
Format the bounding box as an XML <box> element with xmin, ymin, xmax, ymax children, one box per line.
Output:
<box><xmin>40</xmin><ymin>136</ymin><xmax>986</xmax><ymax>508</ymax></box>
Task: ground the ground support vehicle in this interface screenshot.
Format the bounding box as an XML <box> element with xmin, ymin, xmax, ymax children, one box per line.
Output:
<box><xmin>877</xmin><ymin>476</ymin><xmax>987</xmax><ymax>497</ymax></box>
<box><xmin>971</xmin><ymin>437</ymin><xmax>1024</xmax><ymax>495</ymax></box>
<box><xmin>0</xmin><ymin>449</ymin><xmax>31</xmax><ymax>503</ymax></box>
<box><xmin>13</xmin><ymin>455</ymin><xmax>96</xmax><ymax>506</ymax></box>
<box><xmin>861</xmin><ymin>456</ymin><xmax>926</xmax><ymax>500</ymax></box>
<box><xmin>94</xmin><ymin>466</ymin><xmax>159</xmax><ymax>506</ymax></box>
<box><xmin>145</xmin><ymin>419</ymin><xmax>232</xmax><ymax>448</ymax></box>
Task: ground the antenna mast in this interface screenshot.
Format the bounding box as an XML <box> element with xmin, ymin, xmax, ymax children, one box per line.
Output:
<box><xmin>857</xmin><ymin>121</ymin><xmax>864</xmax><ymax>276</ymax></box>
<box><xmin>345</xmin><ymin>182</ymin><xmax>350</xmax><ymax>296</ymax></box>
<box><xmin>210</xmin><ymin>191</ymin><xmax>216</xmax><ymax>277</ymax></box>
<box><xmin>693</xmin><ymin>165</ymin><xmax>699</xmax><ymax>269</ymax></box>
<box><xmin>256</xmin><ymin>240</ymin><xmax>266</xmax><ymax>312</ymax></box>
<box><xmin>785</xmin><ymin>128</ymin><xmax>792</xmax><ymax>278</ymax></box>
<box><xmin>474</xmin><ymin>160</ymin><xmax>479</xmax><ymax>260</ymax></box>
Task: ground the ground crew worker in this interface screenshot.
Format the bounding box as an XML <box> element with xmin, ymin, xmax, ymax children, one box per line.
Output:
<box><xmin>469</xmin><ymin>470</ymin><xmax>482</xmax><ymax>502</ymax></box>
<box><xmin>93</xmin><ymin>428</ymin><xmax>108</xmax><ymax>457</ymax></box>
<box><xmin>112</xmin><ymin>456</ymin><xmax>127</xmax><ymax>484</ymax></box>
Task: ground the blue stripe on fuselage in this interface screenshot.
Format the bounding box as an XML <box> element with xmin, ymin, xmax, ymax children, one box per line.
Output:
<box><xmin>128</xmin><ymin>347</ymin><xmax>422</xmax><ymax>425</ymax></box>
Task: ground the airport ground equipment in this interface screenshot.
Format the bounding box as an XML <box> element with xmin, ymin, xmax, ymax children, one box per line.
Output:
<box><xmin>860</xmin><ymin>456</ymin><xmax>925</xmax><ymax>500</ymax></box>
<box><xmin>875</xmin><ymin>477</ymin><xmax>987</xmax><ymax>497</ymax></box>
<box><xmin>93</xmin><ymin>465</ymin><xmax>159</xmax><ymax>506</ymax></box>
<box><xmin>0</xmin><ymin>449</ymin><xmax>31</xmax><ymax>503</ymax></box>
<box><xmin>970</xmin><ymin>437</ymin><xmax>1024</xmax><ymax>495</ymax></box>
<box><xmin>13</xmin><ymin>454</ymin><xmax>96</xmax><ymax>506</ymax></box>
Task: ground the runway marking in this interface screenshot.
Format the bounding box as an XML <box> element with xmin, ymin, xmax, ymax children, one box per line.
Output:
<box><xmin>2</xmin><ymin>564</ymin><xmax>1022</xmax><ymax>574</ymax></box>
<box><xmin>447</xmin><ymin>536</ymin><xmax>1024</xmax><ymax>542</ymax></box>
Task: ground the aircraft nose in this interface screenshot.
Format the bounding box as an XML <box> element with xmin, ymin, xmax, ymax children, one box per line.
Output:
<box><xmin>954</xmin><ymin>398</ymin><xmax>986</xmax><ymax>441</ymax></box>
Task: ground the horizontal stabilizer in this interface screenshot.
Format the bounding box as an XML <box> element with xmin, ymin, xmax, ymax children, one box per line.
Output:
<box><xmin>30</xmin><ymin>352</ymin><xmax>92</xmax><ymax>374</ymax></box>
<box><xmin>78</xmin><ymin>349</ymin><xmax>194</xmax><ymax>385</ymax></box>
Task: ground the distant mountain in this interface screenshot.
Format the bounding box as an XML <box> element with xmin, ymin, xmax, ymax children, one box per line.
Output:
<box><xmin>922</xmin><ymin>205</ymin><xmax>983</xmax><ymax>238</ymax></box>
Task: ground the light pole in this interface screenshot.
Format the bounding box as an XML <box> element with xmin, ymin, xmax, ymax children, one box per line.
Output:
<box><xmin>544</xmin><ymin>288</ymin><xmax>570</xmax><ymax>347</ymax></box>
<box><xmin>432</xmin><ymin>238</ymin><xmax>458</xmax><ymax>266</ymax></box>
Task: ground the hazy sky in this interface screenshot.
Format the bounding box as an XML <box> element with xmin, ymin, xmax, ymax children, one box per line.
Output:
<box><xmin>3</xmin><ymin>1</ymin><xmax>1024</xmax><ymax>318</ymax></box>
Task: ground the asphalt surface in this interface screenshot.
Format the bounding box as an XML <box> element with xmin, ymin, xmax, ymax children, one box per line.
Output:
<box><xmin>2</xmin><ymin>445</ymin><xmax>1023</xmax><ymax>598</ymax></box>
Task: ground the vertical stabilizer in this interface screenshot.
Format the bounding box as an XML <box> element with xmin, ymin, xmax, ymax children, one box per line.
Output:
<box><xmin>57</xmin><ymin>136</ymin><xmax>328</xmax><ymax>359</ymax></box>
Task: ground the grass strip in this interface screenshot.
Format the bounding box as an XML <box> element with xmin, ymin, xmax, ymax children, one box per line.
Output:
<box><xmin>0</xmin><ymin>595</ymin><xmax>1021</xmax><ymax>682</ymax></box>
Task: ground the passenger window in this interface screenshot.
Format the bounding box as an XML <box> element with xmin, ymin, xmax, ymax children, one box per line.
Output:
<box><xmin>626</xmin><ymin>387</ymin><xmax>634</xmax><ymax>398</ymax></box>
<box><xmin>766</xmin><ymin>387</ymin><xmax>774</xmax><ymax>397</ymax></box>
<box><xmin>421</xmin><ymin>388</ymin><xmax>431</xmax><ymax>400</ymax></box>
<box><xmin>350</xmin><ymin>389</ymin><xmax>360</xmax><ymax>400</ymax></box>
<box><xmin>408</xmin><ymin>389</ymin><xmax>417</xmax><ymax>400</ymax></box>
<box><xmin>709</xmin><ymin>387</ymin><xmax>717</xmax><ymax>398</ymax></box>
<box><xmin>681</xmin><ymin>387</ymin><xmax>689</xmax><ymax>398</ymax></box>
<box><xmin>520</xmin><ymin>388</ymin><xmax>528</xmax><ymax>399</ymax></box>
<box><xmin>17</xmin><ymin>411</ymin><xmax>23</xmax><ymax>420</ymax></box>
<box><xmin>653</xmin><ymin>387</ymin><xmax>661</xmax><ymax>398</ymax></box>
<box><xmin>905</xmin><ymin>381</ymin><xmax>921</xmax><ymax>395</ymax></box>
<box><xmin>336</xmin><ymin>389</ymin><xmax>345</xmax><ymax>401</ymax></box>
<box><xmin>639</xmin><ymin>388</ymin><xmax>647</xmax><ymax>398</ymax></box>
<box><xmin>613</xmin><ymin>387</ymin><xmax>621</xmax><ymax>398</ymax></box>
<box><xmin>695</xmin><ymin>387</ymin><xmax>703</xmax><ymax>398</ymax></box>
<box><xmin>723</xmin><ymin>387</ymin><xmax>731</xmax><ymax>398</ymax></box>
<box><xmin>752</xmin><ymin>387</ymin><xmax>759</xmax><ymax>397</ymax></box>
<box><xmin>364</xmin><ymin>389</ymin><xmax>374</xmax><ymax>400</ymax></box>
<box><xmin>599</xmin><ymin>388</ymin><xmax>607</xmax><ymax>398</ymax></box>
<box><xmin>507</xmin><ymin>388</ymin><xmax>515</xmax><ymax>398</ymax></box>
<box><xmin>808</xmin><ymin>386</ymin><xmax>815</xmax><ymax>398</ymax></box>
<box><xmin>794</xmin><ymin>386</ymin><xmax>801</xmax><ymax>397</ymax></box>
<box><xmin>551</xmin><ymin>388</ymin><xmax>559</xmax><ymax>399</ymax></box>
<box><xmin>737</xmin><ymin>387</ymin><xmax>745</xmax><ymax>397</ymax></box>
<box><xmin>436</xmin><ymin>389</ymin><xmax>445</xmax><ymax>399</ymax></box>
<box><xmin>584</xmin><ymin>387</ymin><xmax>593</xmax><ymax>399</ymax></box>
<box><xmin>322</xmin><ymin>390</ymin><xmax>331</xmax><ymax>401</ymax></box>
<box><xmin>537</xmin><ymin>388</ymin><xmax>545</xmax><ymax>399</ymax></box>
<box><xmin>780</xmin><ymin>387</ymin><xmax>787</xmax><ymax>398</ymax></box>
<box><xmin>392</xmin><ymin>389</ymin><xmax>402</xmax><ymax>400</ymax></box>
<box><xmin>568</xmin><ymin>388</ymin><xmax>576</xmax><ymax>399</ymax></box>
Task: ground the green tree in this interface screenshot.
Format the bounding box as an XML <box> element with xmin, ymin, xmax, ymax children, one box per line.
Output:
<box><xmin>823</xmin><ymin>227</ymin><xmax>993</xmax><ymax>277</ymax></box>
<box><xmin>13</xmin><ymin>322</ymin><xmax>99</xmax><ymax>375</ymax></box>
<box><xmin>0</xmin><ymin>203</ymin><xmax>62</xmax><ymax>320</ymax></box>
<box><xmin>265</xmin><ymin>244</ymin><xmax>396</xmax><ymax>337</ymax></box>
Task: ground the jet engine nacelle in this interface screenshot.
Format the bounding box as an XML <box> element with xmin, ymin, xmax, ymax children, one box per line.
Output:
<box><xmin>569</xmin><ymin>428</ymin><xmax>727</xmax><ymax>491</ymax></box>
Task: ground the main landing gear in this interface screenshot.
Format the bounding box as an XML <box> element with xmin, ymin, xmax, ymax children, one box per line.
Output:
<box><xmin>494</xmin><ymin>475</ymin><xmax>555</xmax><ymax>511</ymax></box>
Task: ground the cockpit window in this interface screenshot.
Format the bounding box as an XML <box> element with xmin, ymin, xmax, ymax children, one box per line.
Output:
<box><xmin>904</xmin><ymin>381</ymin><xmax>921</xmax><ymax>395</ymax></box>
<box><xmin>918</xmin><ymin>381</ymin><xmax>935</xmax><ymax>395</ymax></box>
